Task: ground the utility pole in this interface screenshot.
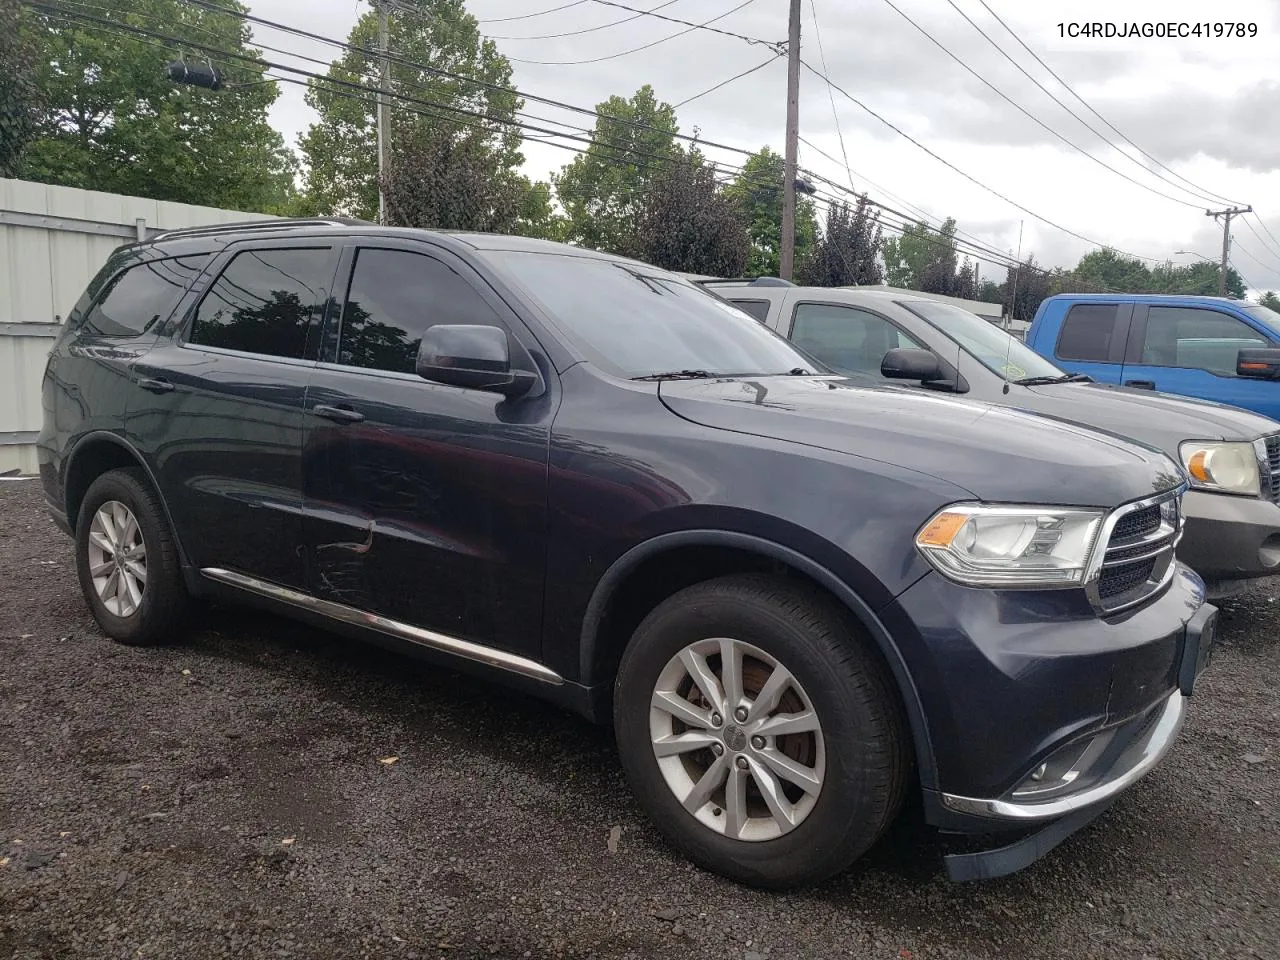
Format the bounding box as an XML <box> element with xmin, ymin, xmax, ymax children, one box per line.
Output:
<box><xmin>779</xmin><ymin>0</ymin><xmax>801</xmax><ymax>281</ymax></box>
<box><xmin>1206</xmin><ymin>205</ymin><xmax>1250</xmax><ymax>296</ymax></box>
<box><xmin>376</xmin><ymin>0</ymin><xmax>392</xmax><ymax>224</ymax></box>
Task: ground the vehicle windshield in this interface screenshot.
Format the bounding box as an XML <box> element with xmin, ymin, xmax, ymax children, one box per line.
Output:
<box><xmin>1242</xmin><ymin>303</ymin><xmax>1280</xmax><ymax>336</ymax></box>
<box><xmin>482</xmin><ymin>251</ymin><xmax>818</xmax><ymax>379</ymax></box>
<box><xmin>897</xmin><ymin>299</ymin><xmax>1064</xmax><ymax>381</ymax></box>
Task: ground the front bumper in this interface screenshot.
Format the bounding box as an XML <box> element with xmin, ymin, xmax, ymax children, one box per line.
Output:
<box><xmin>1180</xmin><ymin>489</ymin><xmax>1280</xmax><ymax>587</ymax></box>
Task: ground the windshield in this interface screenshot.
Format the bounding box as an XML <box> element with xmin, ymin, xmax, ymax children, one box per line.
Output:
<box><xmin>897</xmin><ymin>298</ymin><xmax>1064</xmax><ymax>381</ymax></box>
<box><xmin>482</xmin><ymin>251</ymin><xmax>817</xmax><ymax>379</ymax></box>
<box><xmin>1243</xmin><ymin>303</ymin><xmax>1280</xmax><ymax>336</ymax></box>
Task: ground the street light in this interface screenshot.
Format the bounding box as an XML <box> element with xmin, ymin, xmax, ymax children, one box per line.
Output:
<box><xmin>1174</xmin><ymin>250</ymin><xmax>1215</xmax><ymax>263</ymax></box>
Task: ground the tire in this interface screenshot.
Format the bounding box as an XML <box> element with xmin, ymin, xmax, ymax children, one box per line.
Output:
<box><xmin>613</xmin><ymin>574</ymin><xmax>908</xmax><ymax>889</ymax></box>
<box><xmin>74</xmin><ymin>467</ymin><xmax>188</xmax><ymax>646</ymax></box>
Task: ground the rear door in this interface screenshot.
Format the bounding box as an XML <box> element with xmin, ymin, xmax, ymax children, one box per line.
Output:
<box><xmin>1046</xmin><ymin>301</ymin><xmax>1131</xmax><ymax>384</ymax></box>
<box><xmin>300</xmin><ymin>239</ymin><xmax>555</xmax><ymax>660</ymax></box>
<box><xmin>1120</xmin><ymin>303</ymin><xmax>1280</xmax><ymax>417</ymax></box>
<box><xmin>129</xmin><ymin>240</ymin><xmax>340</xmax><ymax>590</ymax></box>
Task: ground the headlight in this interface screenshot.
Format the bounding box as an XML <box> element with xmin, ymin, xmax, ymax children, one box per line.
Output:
<box><xmin>1178</xmin><ymin>441</ymin><xmax>1260</xmax><ymax>496</ymax></box>
<box><xmin>916</xmin><ymin>504</ymin><xmax>1105</xmax><ymax>587</ymax></box>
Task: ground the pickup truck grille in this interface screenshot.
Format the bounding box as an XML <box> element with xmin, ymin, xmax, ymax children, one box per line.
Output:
<box><xmin>1266</xmin><ymin>435</ymin><xmax>1280</xmax><ymax>504</ymax></box>
<box><xmin>1092</xmin><ymin>490</ymin><xmax>1183</xmax><ymax>614</ymax></box>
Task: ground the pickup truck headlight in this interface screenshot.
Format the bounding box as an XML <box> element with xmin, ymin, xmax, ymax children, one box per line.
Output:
<box><xmin>915</xmin><ymin>504</ymin><xmax>1105</xmax><ymax>587</ymax></box>
<box><xmin>1178</xmin><ymin>441</ymin><xmax>1260</xmax><ymax>496</ymax></box>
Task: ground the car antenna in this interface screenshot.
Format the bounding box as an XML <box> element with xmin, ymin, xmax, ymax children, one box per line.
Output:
<box><xmin>1002</xmin><ymin>223</ymin><xmax>1024</xmax><ymax>394</ymax></box>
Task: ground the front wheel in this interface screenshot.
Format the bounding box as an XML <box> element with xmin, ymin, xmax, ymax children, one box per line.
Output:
<box><xmin>613</xmin><ymin>574</ymin><xmax>908</xmax><ymax>889</ymax></box>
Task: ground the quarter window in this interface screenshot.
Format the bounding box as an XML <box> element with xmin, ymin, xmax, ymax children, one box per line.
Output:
<box><xmin>790</xmin><ymin>303</ymin><xmax>922</xmax><ymax>375</ymax></box>
<box><xmin>1141</xmin><ymin>307</ymin><xmax>1268</xmax><ymax>375</ymax></box>
<box><xmin>1057</xmin><ymin>304</ymin><xmax>1118</xmax><ymax>362</ymax></box>
<box><xmin>188</xmin><ymin>248</ymin><xmax>331</xmax><ymax>359</ymax></box>
<box><xmin>728</xmin><ymin>299</ymin><xmax>772</xmax><ymax>323</ymax></box>
<box><xmin>336</xmin><ymin>248</ymin><xmax>501</xmax><ymax>375</ymax></box>
<box><xmin>82</xmin><ymin>256</ymin><xmax>208</xmax><ymax>338</ymax></box>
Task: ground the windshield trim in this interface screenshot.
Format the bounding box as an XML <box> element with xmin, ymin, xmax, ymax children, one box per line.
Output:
<box><xmin>894</xmin><ymin>298</ymin><xmax>1064</xmax><ymax>382</ymax></box>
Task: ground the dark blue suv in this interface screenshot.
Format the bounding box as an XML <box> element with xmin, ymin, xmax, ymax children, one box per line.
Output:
<box><xmin>39</xmin><ymin>221</ymin><xmax>1216</xmax><ymax>887</ymax></box>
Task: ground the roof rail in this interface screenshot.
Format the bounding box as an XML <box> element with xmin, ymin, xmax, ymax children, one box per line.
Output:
<box><xmin>695</xmin><ymin>276</ymin><xmax>797</xmax><ymax>287</ymax></box>
<box><xmin>147</xmin><ymin>216</ymin><xmax>371</xmax><ymax>241</ymax></box>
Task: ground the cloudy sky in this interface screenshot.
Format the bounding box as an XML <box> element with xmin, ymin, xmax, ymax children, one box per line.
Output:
<box><xmin>244</xmin><ymin>0</ymin><xmax>1280</xmax><ymax>293</ymax></box>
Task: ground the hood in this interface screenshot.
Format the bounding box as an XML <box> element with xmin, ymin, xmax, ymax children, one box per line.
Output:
<box><xmin>659</xmin><ymin>376</ymin><xmax>1184</xmax><ymax>508</ymax></box>
<box><xmin>1015</xmin><ymin>382</ymin><xmax>1280</xmax><ymax>457</ymax></box>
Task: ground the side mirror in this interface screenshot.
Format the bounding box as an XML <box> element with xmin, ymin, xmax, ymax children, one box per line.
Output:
<box><xmin>415</xmin><ymin>325</ymin><xmax>538</xmax><ymax>398</ymax></box>
<box><xmin>1237</xmin><ymin>347</ymin><xmax>1280</xmax><ymax>380</ymax></box>
<box><xmin>881</xmin><ymin>348</ymin><xmax>944</xmax><ymax>382</ymax></box>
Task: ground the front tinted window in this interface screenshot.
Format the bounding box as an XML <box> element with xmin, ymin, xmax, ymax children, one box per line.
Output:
<box><xmin>1057</xmin><ymin>304</ymin><xmax>1118</xmax><ymax>361</ymax></box>
<box><xmin>790</xmin><ymin>303</ymin><xmax>922</xmax><ymax>375</ymax></box>
<box><xmin>188</xmin><ymin>248</ymin><xmax>331</xmax><ymax>359</ymax></box>
<box><xmin>1142</xmin><ymin>306</ymin><xmax>1267</xmax><ymax>375</ymax></box>
<box><xmin>898</xmin><ymin>299</ymin><xmax>1063</xmax><ymax>380</ymax></box>
<box><xmin>82</xmin><ymin>256</ymin><xmax>208</xmax><ymax>337</ymax></box>
<box><xmin>483</xmin><ymin>251</ymin><xmax>812</xmax><ymax>378</ymax></box>
<box><xmin>338</xmin><ymin>248</ymin><xmax>500</xmax><ymax>374</ymax></box>
<box><xmin>1241</xmin><ymin>304</ymin><xmax>1280</xmax><ymax>337</ymax></box>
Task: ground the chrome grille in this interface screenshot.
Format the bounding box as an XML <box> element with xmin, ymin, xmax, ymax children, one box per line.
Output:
<box><xmin>1266</xmin><ymin>435</ymin><xmax>1280</xmax><ymax>505</ymax></box>
<box><xmin>1090</xmin><ymin>490</ymin><xmax>1183</xmax><ymax>614</ymax></box>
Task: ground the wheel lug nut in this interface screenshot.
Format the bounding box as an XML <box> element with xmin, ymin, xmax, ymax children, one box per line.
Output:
<box><xmin>711</xmin><ymin>743</ymin><xmax>724</xmax><ymax>756</ymax></box>
<box><xmin>751</xmin><ymin>736</ymin><xmax>765</xmax><ymax>750</ymax></box>
<box><xmin>734</xmin><ymin>707</ymin><xmax>748</xmax><ymax>722</ymax></box>
<box><xmin>735</xmin><ymin>756</ymin><xmax>749</xmax><ymax>770</ymax></box>
<box><xmin>710</xmin><ymin>712</ymin><xmax>723</xmax><ymax>727</ymax></box>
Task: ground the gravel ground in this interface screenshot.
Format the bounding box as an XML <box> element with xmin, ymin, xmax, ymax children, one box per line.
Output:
<box><xmin>0</xmin><ymin>480</ymin><xmax>1276</xmax><ymax>960</ymax></box>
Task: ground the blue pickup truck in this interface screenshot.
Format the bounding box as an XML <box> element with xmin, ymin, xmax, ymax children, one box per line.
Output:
<box><xmin>1026</xmin><ymin>294</ymin><xmax>1280</xmax><ymax>420</ymax></box>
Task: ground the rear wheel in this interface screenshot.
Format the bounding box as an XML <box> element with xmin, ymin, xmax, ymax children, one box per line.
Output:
<box><xmin>613</xmin><ymin>574</ymin><xmax>908</xmax><ymax>889</ymax></box>
<box><xmin>75</xmin><ymin>468</ymin><xmax>187</xmax><ymax>646</ymax></box>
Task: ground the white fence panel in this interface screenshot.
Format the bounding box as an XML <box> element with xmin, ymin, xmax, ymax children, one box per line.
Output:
<box><xmin>0</xmin><ymin>178</ymin><xmax>276</xmax><ymax>474</ymax></box>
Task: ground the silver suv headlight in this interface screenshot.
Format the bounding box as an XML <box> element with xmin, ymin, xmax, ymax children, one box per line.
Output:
<box><xmin>1178</xmin><ymin>441</ymin><xmax>1260</xmax><ymax>496</ymax></box>
<box><xmin>916</xmin><ymin>504</ymin><xmax>1105</xmax><ymax>587</ymax></box>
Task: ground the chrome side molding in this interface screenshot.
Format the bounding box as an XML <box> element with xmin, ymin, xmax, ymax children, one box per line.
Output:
<box><xmin>200</xmin><ymin>567</ymin><xmax>565</xmax><ymax>686</ymax></box>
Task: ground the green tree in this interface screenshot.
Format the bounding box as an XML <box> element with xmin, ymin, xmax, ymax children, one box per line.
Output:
<box><xmin>22</xmin><ymin>0</ymin><xmax>296</xmax><ymax>210</ymax></box>
<box><xmin>797</xmin><ymin>195</ymin><xmax>883</xmax><ymax>287</ymax></box>
<box><xmin>300</xmin><ymin>0</ymin><xmax>524</xmax><ymax>223</ymax></box>
<box><xmin>382</xmin><ymin>123</ymin><xmax>560</xmax><ymax>237</ymax></box>
<box><xmin>0</xmin><ymin>0</ymin><xmax>39</xmax><ymax>177</ymax></box>
<box><xmin>1072</xmin><ymin>248</ymin><xmax>1153</xmax><ymax>292</ymax></box>
<box><xmin>881</xmin><ymin>218</ymin><xmax>959</xmax><ymax>290</ymax></box>
<box><xmin>724</xmin><ymin>146</ymin><xmax>818</xmax><ymax>278</ymax></box>
<box><xmin>1003</xmin><ymin>255</ymin><xmax>1052</xmax><ymax>322</ymax></box>
<box><xmin>552</xmin><ymin>85</ymin><xmax>679</xmax><ymax>254</ymax></box>
<box><xmin>1258</xmin><ymin>291</ymin><xmax>1280</xmax><ymax>311</ymax></box>
<box><xmin>631</xmin><ymin>146</ymin><xmax>748</xmax><ymax>276</ymax></box>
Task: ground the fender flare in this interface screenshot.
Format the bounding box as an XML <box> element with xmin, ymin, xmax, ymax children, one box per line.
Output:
<box><xmin>579</xmin><ymin>529</ymin><xmax>938</xmax><ymax>791</ymax></box>
<box><xmin>65</xmin><ymin>431</ymin><xmax>191</xmax><ymax>571</ymax></box>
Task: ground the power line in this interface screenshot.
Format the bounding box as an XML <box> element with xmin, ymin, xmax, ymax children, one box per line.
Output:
<box><xmin>944</xmin><ymin>0</ymin><xmax>1227</xmax><ymax>209</ymax></box>
<box><xmin>475</xmin><ymin>1</ymin><xmax>589</xmax><ymax>24</ymax></box>
<box><xmin>801</xmin><ymin>59</ymin><xmax>1165</xmax><ymax>263</ymax></box>
<box><xmin>504</xmin><ymin>0</ymin><xmax>771</xmax><ymax>66</ymax></box>
<box><xmin>484</xmin><ymin>0</ymin><xmax>683</xmax><ymax>41</ymax></box>
<box><xmin>973</xmin><ymin>0</ymin><xmax>1246</xmax><ymax>209</ymax></box>
<box><xmin>1249</xmin><ymin>213</ymin><xmax>1280</xmax><ymax>256</ymax></box>
<box><xmin>1240</xmin><ymin>215</ymin><xmax>1280</xmax><ymax>263</ymax></box>
<box><xmin>673</xmin><ymin>52</ymin><xmax>781</xmax><ymax>108</ymax></box>
<box><xmin>805</xmin><ymin>0</ymin><xmax>855</xmax><ymax>197</ymax></box>
<box><xmin>585</xmin><ymin>0</ymin><xmax>776</xmax><ymax>46</ymax></box>
<box><xmin>877</xmin><ymin>0</ymin><xmax>1202</xmax><ymax>211</ymax></box>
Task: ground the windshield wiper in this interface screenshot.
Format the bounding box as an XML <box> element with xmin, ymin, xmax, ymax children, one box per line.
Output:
<box><xmin>631</xmin><ymin>369</ymin><xmax>718</xmax><ymax>381</ymax></box>
<box><xmin>1013</xmin><ymin>373</ymin><xmax>1093</xmax><ymax>386</ymax></box>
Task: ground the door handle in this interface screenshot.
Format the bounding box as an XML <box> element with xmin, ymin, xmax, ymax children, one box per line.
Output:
<box><xmin>312</xmin><ymin>403</ymin><xmax>365</xmax><ymax>424</ymax></box>
<box><xmin>136</xmin><ymin>377</ymin><xmax>175</xmax><ymax>394</ymax></box>
<box><xmin>1125</xmin><ymin>379</ymin><xmax>1156</xmax><ymax>390</ymax></box>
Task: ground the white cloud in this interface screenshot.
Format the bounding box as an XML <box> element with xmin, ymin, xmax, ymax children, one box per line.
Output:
<box><xmin>245</xmin><ymin>0</ymin><xmax>1280</xmax><ymax>292</ymax></box>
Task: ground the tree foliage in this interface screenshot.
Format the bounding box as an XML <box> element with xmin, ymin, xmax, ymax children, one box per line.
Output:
<box><xmin>1002</xmin><ymin>255</ymin><xmax>1052</xmax><ymax>322</ymax></box>
<box><xmin>629</xmin><ymin>146</ymin><xmax>748</xmax><ymax>276</ymax></box>
<box><xmin>723</xmin><ymin>146</ymin><xmax>818</xmax><ymax>278</ymax></box>
<box><xmin>21</xmin><ymin>0</ymin><xmax>296</xmax><ymax>211</ymax></box>
<box><xmin>299</xmin><ymin>0</ymin><xmax>525</xmax><ymax>223</ymax></box>
<box><xmin>0</xmin><ymin>0</ymin><xmax>40</xmax><ymax>177</ymax></box>
<box><xmin>1258</xmin><ymin>291</ymin><xmax>1280</xmax><ymax>312</ymax></box>
<box><xmin>382</xmin><ymin>123</ymin><xmax>560</xmax><ymax>237</ymax></box>
<box><xmin>881</xmin><ymin>218</ymin><xmax>959</xmax><ymax>291</ymax></box>
<box><xmin>797</xmin><ymin>195</ymin><xmax>883</xmax><ymax>287</ymax></box>
<box><xmin>552</xmin><ymin>85</ymin><xmax>679</xmax><ymax>254</ymax></box>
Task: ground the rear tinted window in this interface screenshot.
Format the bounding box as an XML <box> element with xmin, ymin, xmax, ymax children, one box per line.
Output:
<box><xmin>188</xmin><ymin>248</ymin><xmax>331</xmax><ymax>360</ymax></box>
<box><xmin>81</xmin><ymin>256</ymin><xmax>208</xmax><ymax>338</ymax></box>
<box><xmin>1057</xmin><ymin>304</ymin><xmax>1118</xmax><ymax>361</ymax></box>
<box><xmin>727</xmin><ymin>299</ymin><xmax>771</xmax><ymax>323</ymax></box>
